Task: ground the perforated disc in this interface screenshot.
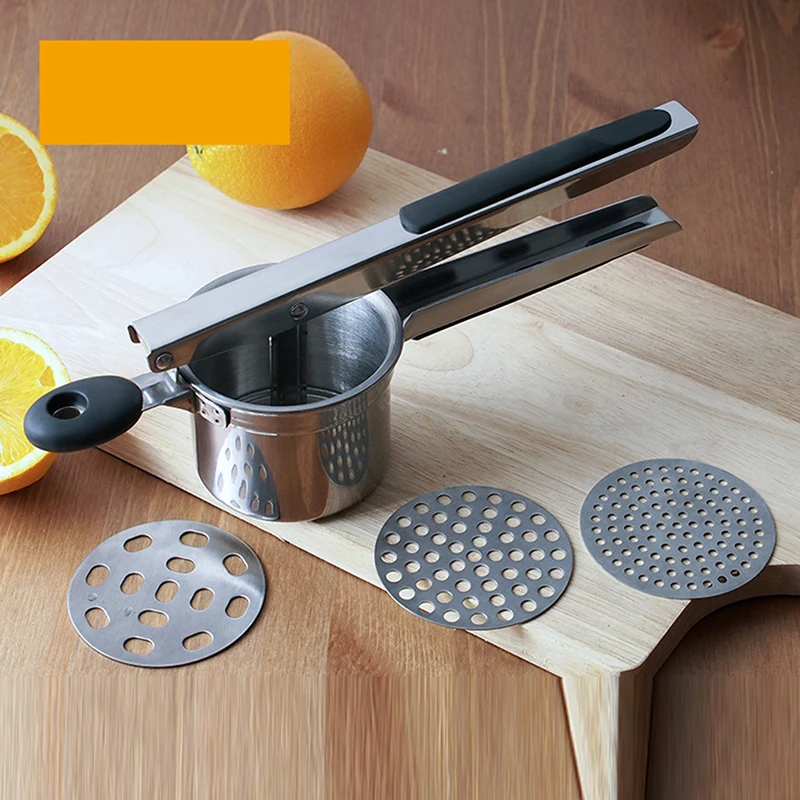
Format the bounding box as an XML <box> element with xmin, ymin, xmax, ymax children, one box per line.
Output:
<box><xmin>68</xmin><ymin>520</ymin><xmax>266</xmax><ymax>667</ymax></box>
<box><xmin>375</xmin><ymin>486</ymin><xmax>573</xmax><ymax>629</ymax></box>
<box><xmin>581</xmin><ymin>460</ymin><xmax>776</xmax><ymax>599</ymax></box>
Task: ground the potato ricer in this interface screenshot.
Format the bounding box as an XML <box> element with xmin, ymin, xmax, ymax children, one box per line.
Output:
<box><xmin>26</xmin><ymin>100</ymin><xmax>698</xmax><ymax>521</ymax></box>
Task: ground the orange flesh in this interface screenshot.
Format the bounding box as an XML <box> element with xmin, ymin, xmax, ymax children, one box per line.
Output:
<box><xmin>0</xmin><ymin>338</ymin><xmax>55</xmax><ymax>465</ymax></box>
<box><xmin>0</xmin><ymin>132</ymin><xmax>46</xmax><ymax>246</ymax></box>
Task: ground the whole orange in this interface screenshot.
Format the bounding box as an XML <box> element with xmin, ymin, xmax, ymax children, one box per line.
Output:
<box><xmin>187</xmin><ymin>31</ymin><xmax>372</xmax><ymax>209</ymax></box>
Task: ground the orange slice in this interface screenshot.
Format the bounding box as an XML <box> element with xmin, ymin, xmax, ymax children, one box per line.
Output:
<box><xmin>188</xmin><ymin>31</ymin><xmax>372</xmax><ymax>209</ymax></box>
<box><xmin>0</xmin><ymin>113</ymin><xmax>58</xmax><ymax>263</ymax></box>
<box><xmin>0</xmin><ymin>328</ymin><xmax>69</xmax><ymax>494</ymax></box>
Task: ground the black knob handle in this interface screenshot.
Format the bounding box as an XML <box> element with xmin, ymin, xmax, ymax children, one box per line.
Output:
<box><xmin>24</xmin><ymin>376</ymin><xmax>144</xmax><ymax>453</ymax></box>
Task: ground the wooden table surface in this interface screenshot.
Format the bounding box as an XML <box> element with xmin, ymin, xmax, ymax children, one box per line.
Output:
<box><xmin>1</xmin><ymin>2</ymin><xmax>798</xmax><ymax>798</ymax></box>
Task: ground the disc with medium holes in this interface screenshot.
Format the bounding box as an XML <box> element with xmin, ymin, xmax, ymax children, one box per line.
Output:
<box><xmin>581</xmin><ymin>460</ymin><xmax>776</xmax><ymax>599</ymax></box>
<box><xmin>375</xmin><ymin>487</ymin><xmax>573</xmax><ymax>629</ymax></box>
<box><xmin>68</xmin><ymin>520</ymin><xmax>266</xmax><ymax>667</ymax></box>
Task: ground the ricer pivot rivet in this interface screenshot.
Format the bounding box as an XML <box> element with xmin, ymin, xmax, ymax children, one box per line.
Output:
<box><xmin>155</xmin><ymin>352</ymin><xmax>174</xmax><ymax>370</ymax></box>
<box><xmin>290</xmin><ymin>302</ymin><xmax>309</xmax><ymax>320</ymax></box>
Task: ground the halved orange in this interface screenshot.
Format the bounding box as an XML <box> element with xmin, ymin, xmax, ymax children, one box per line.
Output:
<box><xmin>0</xmin><ymin>113</ymin><xmax>58</xmax><ymax>263</ymax></box>
<box><xmin>0</xmin><ymin>328</ymin><xmax>69</xmax><ymax>494</ymax></box>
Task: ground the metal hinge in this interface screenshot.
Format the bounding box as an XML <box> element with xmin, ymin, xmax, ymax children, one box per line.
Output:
<box><xmin>196</xmin><ymin>394</ymin><xmax>231</xmax><ymax>427</ymax></box>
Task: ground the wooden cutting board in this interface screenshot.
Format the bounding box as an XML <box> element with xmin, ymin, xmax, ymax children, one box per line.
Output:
<box><xmin>2</xmin><ymin>151</ymin><xmax>799</xmax><ymax>800</ymax></box>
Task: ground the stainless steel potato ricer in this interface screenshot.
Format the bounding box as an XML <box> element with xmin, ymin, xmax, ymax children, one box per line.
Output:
<box><xmin>26</xmin><ymin>101</ymin><xmax>698</xmax><ymax>521</ymax></box>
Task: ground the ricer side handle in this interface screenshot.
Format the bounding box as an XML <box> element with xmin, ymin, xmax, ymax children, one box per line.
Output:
<box><xmin>24</xmin><ymin>376</ymin><xmax>144</xmax><ymax>453</ymax></box>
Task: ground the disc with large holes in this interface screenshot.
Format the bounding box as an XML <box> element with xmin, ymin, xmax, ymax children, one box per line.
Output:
<box><xmin>68</xmin><ymin>520</ymin><xmax>266</xmax><ymax>667</ymax></box>
<box><xmin>581</xmin><ymin>459</ymin><xmax>776</xmax><ymax>599</ymax></box>
<box><xmin>375</xmin><ymin>486</ymin><xmax>573</xmax><ymax>629</ymax></box>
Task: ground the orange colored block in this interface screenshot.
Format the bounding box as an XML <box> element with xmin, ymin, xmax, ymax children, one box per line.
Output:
<box><xmin>39</xmin><ymin>40</ymin><xmax>290</xmax><ymax>145</ymax></box>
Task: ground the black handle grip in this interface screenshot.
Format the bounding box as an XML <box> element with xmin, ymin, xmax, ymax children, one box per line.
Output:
<box><xmin>24</xmin><ymin>376</ymin><xmax>144</xmax><ymax>453</ymax></box>
<box><xmin>398</xmin><ymin>108</ymin><xmax>672</xmax><ymax>235</ymax></box>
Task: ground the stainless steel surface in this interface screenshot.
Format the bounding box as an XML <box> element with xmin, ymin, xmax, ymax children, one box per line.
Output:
<box><xmin>580</xmin><ymin>460</ymin><xmax>776</xmax><ymax>599</ymax></box>
<box><xmin>117</xmin><ymin>273</ymin><xmax>399</xmax><ymax>522</ymax></box>
<box><xmin>155</xmin><ymin>353</ymin><xmax>174</xmax><ymax>370</ymax></box>
<box><xmin>375</xmin><ymin>487</ymin><xmax>573</xmax><ymax>630</ymax></box>
<box><xmin>184</xmin><ymin>291</ymin><xmax>399</xmax><ymax>521</ymax></box>
<box><xmin>82</xmin><ymin>197</ymin><xmax>680</xmax><ymax>522</ymax></box>
<box><xmin>129</xmin><ymin>101</ymin><xmax>698</xmax><ymax>371</ymax></box>
<box><xmin>40</xmin><ymin>106</ymin><xmax>699</xmax><ymax>522</ymax></box>
<box><xmin>317</xmin><ymin>394</ymin><xmax>370</xmax><ymax>487</ymax></box>
<box><xmin>133</xmin><ymin>371</ymin><xmax>193</xmax><ymax>412</ymax></box>
<box><xmin>208</xmin><ymin>428</ymin><xmax>280</xmax><ymax>518</ymax></box>
<box><xmin>67</xmin><ymin>520</ymin><xmax>266</xmax><ymax>667</ymax></box>
<box><xmin>290</xmin><ymin>302</ymin><xmax>309</xmax><ymax>320</ymax></box>
<box><xmin>392</xmin><ymin>195</ymin><xmax>676</xmax><ymax>340</ymax></box>
<box><xmin>127</xmin><ymin>200</ymin><xmax>676</xmax><ymax>521</ymax></box>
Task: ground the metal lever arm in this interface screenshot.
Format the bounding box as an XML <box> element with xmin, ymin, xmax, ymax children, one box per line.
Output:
<box><xmin>389</xmin><ymin>195</ymin><xmax>678</xmax><ymax>340</ymax></box>
<box><xmin>129</xmin><ymin>101</ymin><xmax>697</xmax><ymax>372</ymax></box>
<box><xmin>398</xmin><ymin>109</ymin><xmax>671</xmax><ymax>234</ymax></box>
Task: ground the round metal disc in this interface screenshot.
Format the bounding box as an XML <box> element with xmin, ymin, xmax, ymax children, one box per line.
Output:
<box><xmin>375</xmin><ymin>486</ymin><xmax>573</xmax><ymax>629</ymax></box>
<box><xmin>581</xmin><ymin>459</ymin><xmax>776</xmax><ymax>599</ymax></box>
<box><xmin>68</xmin><ymin>520</ymin><xmax>266</xmax><ymax>667</ymax></box>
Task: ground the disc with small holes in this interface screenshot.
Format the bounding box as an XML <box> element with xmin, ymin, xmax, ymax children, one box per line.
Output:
<box><xmin>67</xmin><ymin>520</ymin><xmax>266</xmax><ymax>667</ymax></box>
<box><xmin>375</xmin><ymin>486</ymin><xmax>573</xmax><ymax>629</ymax></box>
<box><xmin>581</xmin><ymin>460</ymin><xmax>776</xmax><ymax>599</ymax></box>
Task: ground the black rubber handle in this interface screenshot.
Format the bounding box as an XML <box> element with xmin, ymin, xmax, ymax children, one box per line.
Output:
<box><xmin>24</xmin><ymin>376</ymin><xmax>144</xmax><ymax>453</ymax></box>
<box><xmin>398</xmin><ymin>108</ymin><xmax>672</xmax><ymax>235</ymax></box>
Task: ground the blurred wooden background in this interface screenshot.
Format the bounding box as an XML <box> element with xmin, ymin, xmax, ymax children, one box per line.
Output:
<box><xmin>1</xmin><ymin>1</ymin><xmax>798</xmax><ymax>798</ymax></box>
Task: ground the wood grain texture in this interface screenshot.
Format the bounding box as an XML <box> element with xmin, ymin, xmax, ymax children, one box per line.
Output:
<box><xmin>1</xmin><ymin>1</ymin><xmax>798</xmax><ymax>798</ymax></box>
<box><xmin>2</xmin><ymin>145</ymin><xmax>800</xmax><ymax>799</ymax></box>
<box><xmin>562</xmin><ymin>669</ymin><xmax>653</xmax><ymax>800</ymax></box>
<box><xmin>4</xmin><ymin>146</ymin><xmax>800</xmax><ymax>673</ymax></box>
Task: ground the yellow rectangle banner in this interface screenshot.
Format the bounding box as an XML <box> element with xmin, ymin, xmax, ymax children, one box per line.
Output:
<box><xmin>39</xmin><ymin>40</ymin><xmax>290</xmax><ymax>145</ymax></box>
